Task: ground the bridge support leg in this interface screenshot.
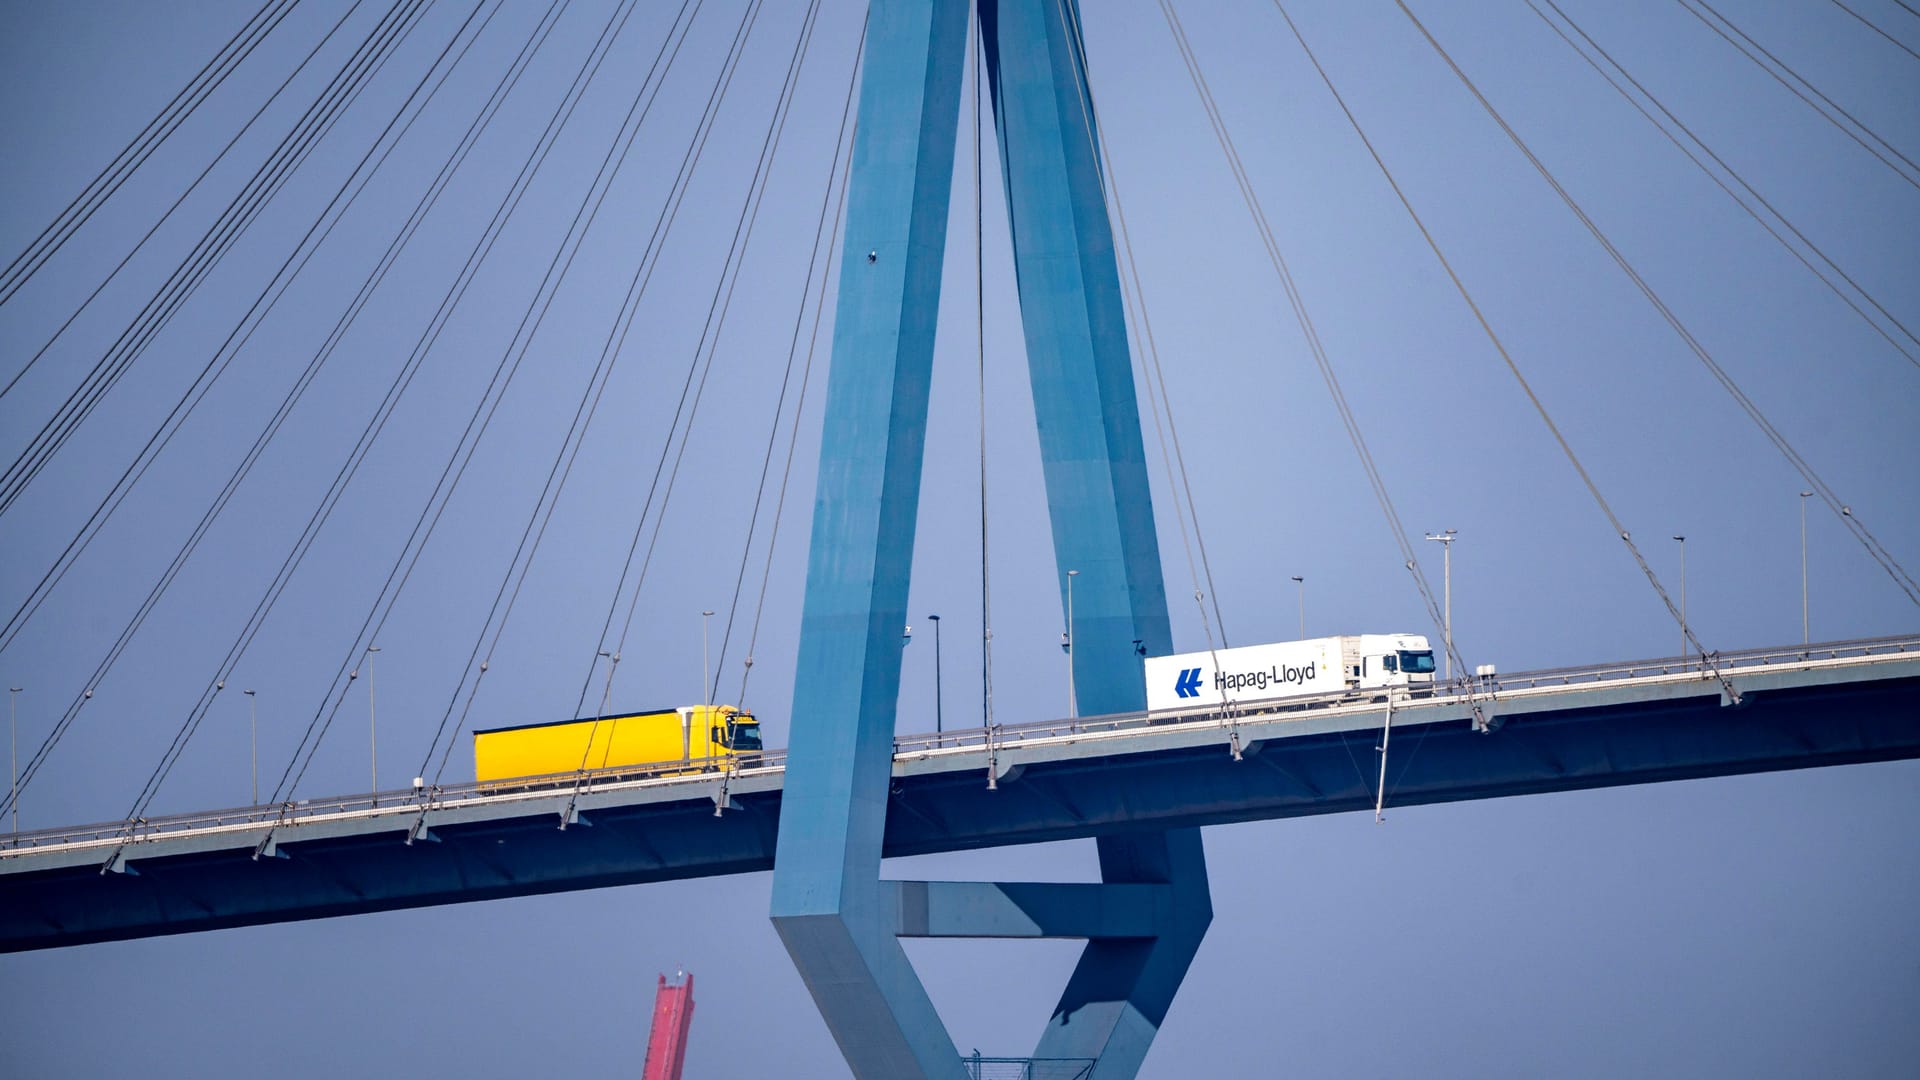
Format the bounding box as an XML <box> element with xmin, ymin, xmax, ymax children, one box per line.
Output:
<box><xmin>769</xmin><ymin>3</ymin><xmax>972</xmax><ymax>1076</ymax></box>
<box><xmin>980</xmin><ymin>2</ymin><xmax>1211</xmax><ymax>1070</ymax></box>
<box><xmin>771</xmin><ymin>3</ymin><xmax>1207</xmax><ymax>1077</ymax></box>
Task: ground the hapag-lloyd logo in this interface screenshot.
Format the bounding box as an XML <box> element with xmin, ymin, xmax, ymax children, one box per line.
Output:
<box><xmin>1214</xmin><ymin>662</ymin><xmax>1316</xmax><ymax>694</ymax></box>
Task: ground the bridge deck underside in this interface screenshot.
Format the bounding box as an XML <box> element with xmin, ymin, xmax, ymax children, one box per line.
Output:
<box><xmin>3</xmin><ymin>674</ymin><xmax>1915</xmax><ymax>951</ymax></box>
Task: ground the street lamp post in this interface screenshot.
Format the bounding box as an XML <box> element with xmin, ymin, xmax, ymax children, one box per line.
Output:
<box><xmin>1424</xmin><ymin>531</ymin><xmax>1456</xmax><ymax>680</ymax></box>
<box><xmin>1672</xmin><ymin>535</ymin><xmax>1687</xmax><ymax>661</ymax></box>
<box><xmin>928</xmin><ymin>614</ymin><xmax>943</xmax><ymax>740</ymax></box>
<box><xmin>702</xmin><ymin>611</ymin><xmax>715</xmax><ymax>717</ymax></box>
<box><xmin>244</xmin><ymin>689</ymin><xmax>258</xmax><ymax>805</ymax></box>
<box><xmin>1799</xmin><ymin>491</ymin><xmax>1813</xmax><ymax>645</ymax></box>
<box><xmin>366</xmin><ymin>646</ymin><xmax>380</xmax><ymax>804</ymax></box>
<box><xmin>8</xmin><ymin>686</ymin><xmax>19</xmax><ymax>833</ymax></box>
<box><xmin>1065</xmin><ymin>570</ymin><xmax>1079</xmax><ymax>720</ymax></box>
<box><xmin>1290</xmin><ymin>576</ymin><xmax>1304</xmax><ymax>640</ymax></box>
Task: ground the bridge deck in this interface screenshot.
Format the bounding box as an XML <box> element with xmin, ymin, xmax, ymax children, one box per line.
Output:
<box><xmin>3</xmin><ymin>638</ymin><xmax>1916</xmax><ymax>951</ymax></box>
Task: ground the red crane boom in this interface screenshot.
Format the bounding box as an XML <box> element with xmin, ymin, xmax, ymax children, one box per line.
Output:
<box><xmin>641</xmin><ymin>970</ymin><xmax>694</xmax><ymax>1080</ymax></box>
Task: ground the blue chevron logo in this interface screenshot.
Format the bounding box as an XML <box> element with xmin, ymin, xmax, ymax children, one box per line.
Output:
<box><xmin>1174</xmin><ymin>667</ymin><xmax>1203</xmax><ymax>698</ymax></box>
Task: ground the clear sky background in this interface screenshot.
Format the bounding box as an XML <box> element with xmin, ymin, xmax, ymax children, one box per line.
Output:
<box><xmin>2</xmin><ymin>1</ymin><xmax>1916</xmax><ymax>1076</ymax></box>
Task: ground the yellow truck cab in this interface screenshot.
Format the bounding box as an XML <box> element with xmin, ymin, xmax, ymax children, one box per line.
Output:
<box><xmin>474</xmin><ymin>704</ymin><xmax>762</xmax><ymax>785</ymax></box>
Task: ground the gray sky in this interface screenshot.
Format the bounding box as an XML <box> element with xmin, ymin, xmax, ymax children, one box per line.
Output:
<box><xmin>2</xmin><ymin>1</ymin><xmax>1916</xmax><ymax>1076</ymax></box>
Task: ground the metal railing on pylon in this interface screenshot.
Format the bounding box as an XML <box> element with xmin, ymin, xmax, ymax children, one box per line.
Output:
<box><xmin>961</xmin><ymin>1054</ymin><xmax>1096</xmax><ymax>1080</ymax></box>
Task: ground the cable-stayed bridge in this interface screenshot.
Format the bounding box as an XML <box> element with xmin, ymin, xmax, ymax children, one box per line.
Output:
<box><xmin>5</xmin><ymin>637</ymin><xmax>1918</xmax><ymax>952</ymax></box>
<box><xmin>1</xmin><ymin>2</ymin><xmax>1916</xmax><ymax>1077</ymax></box>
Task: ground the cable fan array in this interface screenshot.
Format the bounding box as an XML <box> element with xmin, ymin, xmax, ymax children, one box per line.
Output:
<box><xmin>0</xmin><ymin>1</ymin><xmax>1911</xmax><ymax>833</ymax></box>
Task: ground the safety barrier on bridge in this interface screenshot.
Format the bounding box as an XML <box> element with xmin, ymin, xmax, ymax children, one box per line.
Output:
<box><xmin>890</xmin><ymin>633</ymin><xmax>1920</xmax><ymax>752</ymax></box>
<box><xmin>3</xmin><ymin>634</ymin><xmax>1916</xmax><ymax>860</ymax></box>
<box><xmin>0</xmin><ymin>751</ymin><xmax>780</xmax><ymax>854</ymax></box>
<box><xmin>3</xmin><ymin>634</ymin><xmax>1917</xmax><ymax>955</ymax></box>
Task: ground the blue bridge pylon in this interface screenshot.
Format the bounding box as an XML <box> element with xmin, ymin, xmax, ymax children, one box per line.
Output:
<box><xmin>768</xmin><ymin>2</ymin><xmax>1211</xmax><ymax>1076</ymax></box>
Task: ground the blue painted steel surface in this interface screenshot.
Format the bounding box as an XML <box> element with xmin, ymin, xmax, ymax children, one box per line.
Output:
<box><xmin>980</xmin><ymin>0</ymin><xmax>1173</xmax><ymax>700</ymax></box>
<box><xmin>771</xmin><ymin>0</ymin><xmax>1212</xmax><ymax>1074</ymax></box>
<box><xmin>768</xmin><ymin>0</ymin><xmax>1210</xmax><ymax>1074</ymax></box>
<box><xmin>978</xmin><ymin>1</ymin><xmax>1210</xmax><ymax>1071</ymax></box>
<box><xmin>767</xmin><ymin>2</ymin><xmax>973</xmax><ymax>1076</ymax></box>
<box><xmin>888</xmin><ymin>881</ymin><xmax>1173</xmax><ymax>938</ymax></box>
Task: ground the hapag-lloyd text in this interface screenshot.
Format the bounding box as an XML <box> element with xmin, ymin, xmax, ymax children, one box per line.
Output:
<box><xmin>1215</xmin><ymin>663</ymin><xmax>1317</xmax><ymax>694</ymax></box>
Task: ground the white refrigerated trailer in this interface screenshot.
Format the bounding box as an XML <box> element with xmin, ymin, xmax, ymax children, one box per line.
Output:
<box><xmin>1143</xmin><ymin>633</ymin><xmax>1437</xmax><ymax>714</ymax></box>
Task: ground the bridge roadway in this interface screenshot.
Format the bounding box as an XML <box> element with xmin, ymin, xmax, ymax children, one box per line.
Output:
<box><xmin>3</xmin><ymin>636</ymin><xmax>1916</xmax><ymax>951</ymax></box>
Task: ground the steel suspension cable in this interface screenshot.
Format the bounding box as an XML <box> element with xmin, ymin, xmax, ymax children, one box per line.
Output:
<box><xmin>34</xmin><ymin>0</ymin><xmax>567</xmax><ymax>808</ymax></box>
<box><xmin>1264</xmin><ymin>0</ymin><xmax>1725</xmax><ymax>696</ymax></box>
<box><xmin>1053</xmin><ymin>1</ymin><xmax>1265</xmax><ymax>761</ymax></box>
<box><xmin>973</xmin><ymin>5</ymin><xmax>995</xmax><ymax>729</ymax></box>
<box><xmin>407</xmin><ymin>0</ymin><xmax>710</xmax><ymax>786</ymax></box>
<box><xmin>284</xmin><ymin>0</ymin><xmax>692</xmax><ymax>802</ymax></box>
<box><xmin>424</xmin><ymin>0</ymin><xmax>775</xmax><ymax>791</ymax></box>
<box><xmin>1395</xmin><ymin>0</ymin><xmax>1919</xmax><ymax>609</ymax></box>
<box><xmin>1054</xmin><ymin>0</ymin><xmax>1231</xmax><ymax>651</ymax></box>
<box><xmin>1156</xmin><ymin>0</ymin><xmax>1471</xmax><ymax>688</ymax></box>
<box><xmin>707</xmin><ymin>2</ymin><xmax>859</xmax><ymax>713</ymax></box>
<box><xmin>0</xmin><ymin>0</ymin><xmax>517</xmax><ymax>662</ymax></box>
<box><xmin>1677</xmin><ymin>0</ymin><xmax>1920</xmax><ymax>190</ymax></box>
<box><xmin>83</xmin><ymin>0</ymin><xmax>512</xmax><ymax>829</ymax></box>
<box><xmin>264</xmin><ymin>0</ymin><xmax>664</xmax><ymax>810</ymax></box>
<box><xmin>0</xmin><ymin>0</ymin><xmax>297</xmax><ymax>309</ymax></box>
<box><xmin>1831</xmin><ymin>0</ymin><xmax>1920</xmax><ymax>63</ymax></box>
<box><xmin>0</xmin><ymin>0</ymin><xmax>365</xmax><ymax>405</ymax></box>
<box><xmin>555</xmin><ymin>0</ymin><xmax>824</xmax><ymax>820</ymax></box>
<box><xmin>589</xmin><ymin>0</ymin><xmax>819</xmax><ymax>718</ymax></box>
<box><xmin>0</xmin><ymin>0</ymin><xmax>426</xmax><ymax>516</ymax></box>
<box><xmin>1530</xmin><ymin>0</ymin><xmax>1919</xmax><ymax>370</ymax></box>
<box><xmin>550</xmin><ymin>0</ymin><xmax>772</xmax><ymax>721</ymax></box>
<box><xmin>704</xmin><ymin>1</ymin><xmax>839</xmax><ymax>712</ymax></box>
<box><xmin>734</xmin><ymin>33</ymin><xmax>863</xmax><ymax>716</ymax></box>
<box><xmin>233</xmin><ymin>0</ymin><xmax>585</xmax><ymax>799</ymax></box>
<box><xmin>46</xmin><ymin>0</ymin><xmax>602</xmax><ymax>827</ymax></box>
<box><xmin>566</xmin><ymin>0</ymin><xmax>773</xmax><ymax>718</ymax></box>
<box><xmin>2</xmin><ymin>0</ymin><xmax>465</xmax><ymax>818</ymax></box>
<box><xmin>1264</xmin><ymin>2</ymin><xmax>1724</xmax><ymax>788</ymax></box>
<box><xmin>551</xmin><ymin>0</ymin><xmax>805</xmax><ymax>825</ymax></box>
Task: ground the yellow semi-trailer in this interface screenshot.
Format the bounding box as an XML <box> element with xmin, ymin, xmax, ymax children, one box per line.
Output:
<box><xmin>473</xmin><ymin>704</ymin><xmax>763</xmax><ymax>784</ymax></box>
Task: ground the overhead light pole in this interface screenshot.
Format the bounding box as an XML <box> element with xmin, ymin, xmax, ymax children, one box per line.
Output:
<box><xmin>1799</xmin><ymin>491</ymin><xmax>1813</xmax><ymax>645</ymax></box>
<box><xmin>1672</xmin><ymin>535</ymin><xmax>1687</xmax><ymax>661</ymax></box>
<box><xmin>1064</xmin><ymin>569</ymin><xmax>1079</xmax><ymax>719</ymax></box>
<box><xmin>244</xmin><ymin>689</ymin><xmax>258</xmax><ymax>806</ymax></box>
<box><xmin>1423</xmin><ymin>531</ymin><xmax>1456</xmax><ymax>680</ymax></box>
<box><xmin>595</xmin><ymin>649</ymin><xmax>621</xmax><ymax>718</ymax></box>
<box><xmin>927</xmin><ymin>614</ymin><xmax>943</xmax><ymax>740</ymax></box>
<box><xmin>1290</xmin><ymin>575</ymin><xmax>1304</xmax><ymax>640</ymax></box>
<box><xmin>702</xmin><ymin>611</ymin><xmax>715</xmax><ymax>718</ymax></box>
<box><xmin>365</xmin><ymin>646</ymin><xmax>380</xmax><ymax>804</ymax></box>
<box><xmin>8</xmin><ymin>686</ymin><xmax>19</xmax><ymax>833</ymax></box>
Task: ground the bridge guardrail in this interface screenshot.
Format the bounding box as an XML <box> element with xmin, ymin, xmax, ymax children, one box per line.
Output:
<box><xmin>0</xmin><ymin>751</ymin><xmax>796</xmax><ymax>854</ymax></box>
<box><xmin>5</xmin><ymin>635</ymin><xmax>1915</xmax><ymax>856</ymax></box>
<box><xmin>1472</xmin><ymin>633</ymin><xmax>1920</xmax><ymax>692</ymax></box>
